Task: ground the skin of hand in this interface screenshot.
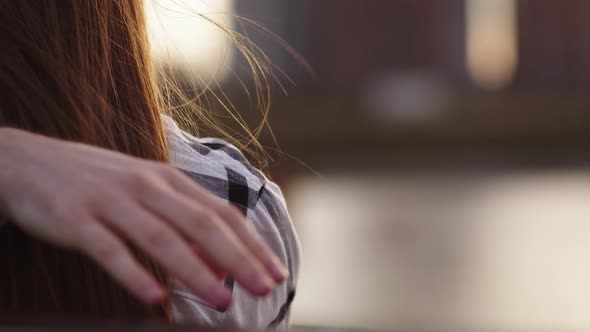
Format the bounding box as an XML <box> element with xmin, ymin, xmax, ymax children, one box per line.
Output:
<box><xmin>0</xmin><ymin>127</ymin><xmax>288</xmax><ymax>310</ymax></box>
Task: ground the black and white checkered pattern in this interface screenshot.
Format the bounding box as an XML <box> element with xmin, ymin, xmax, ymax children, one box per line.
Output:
<box><xmin>162</xmin><ymin>116</ymin><xmax>300</xmax><ymax>329</ymax></box>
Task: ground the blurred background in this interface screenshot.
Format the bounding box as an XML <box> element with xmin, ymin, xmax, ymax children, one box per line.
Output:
<box><xmin>146</xmin><ymin>1</ymin><xmax>590</xmax><ymax>330</ymax></box>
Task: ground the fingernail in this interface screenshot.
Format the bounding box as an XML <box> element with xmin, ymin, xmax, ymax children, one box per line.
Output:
<box><xmin>250</xmin><ymin>272</ymin><xmax>275</xmax><ymax>296</ymax></box>
<box><xmin>207</xmin><ymin>285</ymin><xmax>232</xmax><ymax>310</ymax></box>
<box><xmin>266</xmin><ymin>262</ymin><xmax>289</xmax><ymax>283</ymax></box>
<box><xmin>143</xmin><ymin>286</ymin><xmax>165</xmax><ymax>304</ymax></box>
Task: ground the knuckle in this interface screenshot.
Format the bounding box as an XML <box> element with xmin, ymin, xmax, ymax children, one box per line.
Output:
<box><xmin>74</xmin><ymin>224</ymin><xmax>101</xmax><ymax>246</ymax></box>
<box><xmin>156</xmin><ymin>164</ymin><xmax>181</xmax><ymax>179</ymax></box>
<box><xmin>145</xmin><ymin>227</ymin><xmax>177</xmax><ymax>249</ymax></box>
<box><xmin>215</xmin><ymin>206</ymin><xmax>247</xmax><ymax>232</ymax></box>
<box><xmin>88</xmin><ymin>239</ymin><xmax>122</xmax><ymax>263</ymax></box>
<box><xmin>44</xmin><ymin>196</ymin><xmax>66</xmax><ymax>218</ymax></box>
<box><xmin>219</xmin><ymin>205</ymin><xmax>244</xmax><ymax>224</ymax></box>
<box><xmin>126</xmin><ymin>170</ymin><xmax>156</xmax><ymax>190</ymax></box>
<box><xmin>45</xmin><ymin>198</ymin><xmax>82</xmax><ymax>224</ymax></box>
<box><xmin>89</xmin><ymin>186</ymin><xmax>120</xmax><ymax>207</ymax></box>
<box><xmin>193</xmin><ymin>208</ymin><xmax>221</xmax><ymax>230</ymax></box>
<box><xmin>231</xmin><ymin>251</ymin><xmax>258</xmax><ymax>273</ymax></box>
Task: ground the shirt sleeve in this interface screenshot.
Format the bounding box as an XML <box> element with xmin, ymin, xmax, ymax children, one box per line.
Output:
<box><xmin>163</xmin><ymin>114</ymin><xmax>301</xmax><ymax>328</ymax></box>
<box><xmin>256</xmin><ymin>180</ymin><xmax>302</xmax><ymax>292</ymax></box>
<box><xmin>253</xmin><ymin>180</ymin><xmax>302</xmax><ymax>328</ymax></box>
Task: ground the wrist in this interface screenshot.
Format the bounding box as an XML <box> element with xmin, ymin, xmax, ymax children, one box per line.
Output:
<box><xmin>0</xmin><ymin>127</ymin><xmax>26</xmax><ymax>168</ymax></box>
<box><xmin>0</xmin><ymin>127</ymin><xmax>30</xmax><ymax>211</ymax></box>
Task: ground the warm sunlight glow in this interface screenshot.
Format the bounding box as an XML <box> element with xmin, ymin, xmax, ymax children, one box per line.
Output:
<box><xmin>466</xmin><ymin>0</ymin><xmax>518</xmax><ymax>91</ymax></box>
<box><xmin>145</xmin><ymin>0</ymin><xmax>234</xmax><ymax>80</ymax></box>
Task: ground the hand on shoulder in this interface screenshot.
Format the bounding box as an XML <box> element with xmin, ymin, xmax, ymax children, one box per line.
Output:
<box><xmin>0</xmin><ymin>127</ymin><xmax>288</xmax><ymax>310</ymax></box>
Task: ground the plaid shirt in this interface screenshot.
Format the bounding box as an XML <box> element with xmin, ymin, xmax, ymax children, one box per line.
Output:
<box><xmin>162</xmin><ymin>116</ymin><xmax>301</xmax><ymax>329</ymax></box>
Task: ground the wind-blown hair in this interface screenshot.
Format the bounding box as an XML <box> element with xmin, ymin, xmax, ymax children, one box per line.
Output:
<box><xmin>0</xmin><ymin>0</ymin><xmax>170</xmax><ymax>318</ymax></box>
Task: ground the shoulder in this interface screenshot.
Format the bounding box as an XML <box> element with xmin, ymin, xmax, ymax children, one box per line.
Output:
<box><xmin>162</xmin><ymin>115</ymin><xmax>301</xmax><ymax>327</ymax></box>
<box><xmin>162</xmin><ymin>114</ymin><xmax>301</xmax><ymax>285</ymax></box>
<box><xmin>162</xmin><ymin>115</ymin><xmax>266</xmax><ymax>216</ymax></box>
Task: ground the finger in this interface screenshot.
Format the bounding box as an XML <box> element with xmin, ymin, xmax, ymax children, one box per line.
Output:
<box><xmin>191</xmin><ymin>244</ymin><xmax>227</xmax><ymax>279</ymax></box>
<box><xmin>162</xmin><ymin>169</ymin><xmax>287</xmax><ymax>282</ymax></box>
<box><xmin>97</xmin><ymin>197</ymin><xmax>233</xmax><ymax>310</ymax></box>
<box><xmin>135</xmin><ymin>181</ymin><xmax>276</xmax><ymax>296</ymax></box>
<box><xmin>216</xmin><ymin>205</ymin><xmax>288</xmax><ymax>282</ymax></box>
<box><xmin>76</xmin><ymin>222</ymin><xmax>165</xmax><ymax>304</ymax></box>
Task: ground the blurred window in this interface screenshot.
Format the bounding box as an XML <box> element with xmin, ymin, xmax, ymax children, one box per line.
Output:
<box><xmin>466</xmin><ymin>0</ymin><xmax>518</xmax><ymax>91</ymax></box>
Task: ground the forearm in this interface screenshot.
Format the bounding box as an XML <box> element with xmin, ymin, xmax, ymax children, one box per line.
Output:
<box><xmin>0</xmin><ymin>127</ymin><xmax>49</xmax><ymax>218</ymax></box>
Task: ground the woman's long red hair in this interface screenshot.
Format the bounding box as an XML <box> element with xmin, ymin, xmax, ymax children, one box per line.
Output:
<box><xmin>0</xmin><ymin>0</ymin><xmax>170</xmax><ymax>318</ymax></box>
